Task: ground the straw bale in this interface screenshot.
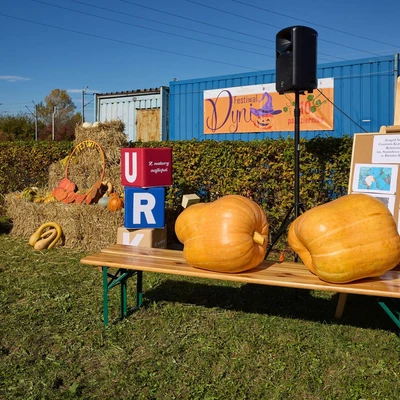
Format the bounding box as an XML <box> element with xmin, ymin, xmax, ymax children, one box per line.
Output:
<box><xmin>48</xmin><ymin>120</ymin><xmax>127</xmax><ymax>193</ymax></box>
<box><xmin>5</xmin><ymin>192</ymin><xmax>178</xmax><ymax>251</ymax></box>
<box><xmin>74</xmin><ymin>120</ymin><xmax>128</xmax><ymax>165</ymax></box>
<box><xmin>48</xmin><ymin>162</ymin><xmax>66</xmax><ymax>190</ymax></box>
<box><xmin>66</xmin><ymin>147</ymin><xmax>107</xmax><ymax>191</ymax></box>
<box><xmin>48</xmin><ymin>159</ymin><xmax>124</xmax><ymax>195</ymax></box>
<box><xmin>5</xmin><ymin>120</ymin><xmax>178</xmax><ymax>252</ymax></box>
<box><xmin>5</xmin><ymin>193</ymin><xmax>124</xmax><ymax>252</ymax></box>
<box><xmin>103</xmin><ymin>164</ymin><xmax>124</xmax><ymax>195</ymax></box>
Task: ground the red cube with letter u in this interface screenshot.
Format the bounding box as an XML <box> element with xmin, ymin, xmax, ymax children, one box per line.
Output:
<box><xmin>121</xmin><ymin>148</ymin><xmax>172</xmax><ymax>188</ymax></box>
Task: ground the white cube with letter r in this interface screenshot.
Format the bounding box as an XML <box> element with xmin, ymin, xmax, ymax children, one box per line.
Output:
<box><xmin>124</xmin><ymin>187</ymin><xmax>165</xmax><ymax>229</ymax></box>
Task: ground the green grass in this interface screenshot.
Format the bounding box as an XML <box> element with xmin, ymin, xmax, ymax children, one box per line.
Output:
<box><xmin>1</xmin><ymin>230</ymin><xmax>400</xmax><ymax>400</ymax></box>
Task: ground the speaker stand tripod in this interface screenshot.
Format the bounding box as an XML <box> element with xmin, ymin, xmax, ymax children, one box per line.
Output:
<box><xmin>266</xmin><ymin>90</ymin><xmax>305</xmax><ymax>261</ymax></box>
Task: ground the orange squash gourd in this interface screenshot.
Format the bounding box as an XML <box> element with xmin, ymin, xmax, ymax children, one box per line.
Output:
<box><xmin>288</xmin><ymin>193</ymin><xmax>400</xmax><ymax>283</ymax></box>
<box><xmin>108</xmin><ymin>193</ymin><xmax>124</xmax><ymax>211</ymax></box>
<box><xmin>175</xmin><ymin>195</ymin><xmax>269</xmax><ymax>273</ymax></box>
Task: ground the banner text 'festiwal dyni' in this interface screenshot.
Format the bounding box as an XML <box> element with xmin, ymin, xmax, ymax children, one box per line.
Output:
<box><xmin>203</xmin><ymin>78</ymin><xmax>334</xmax><ymax>134</ymax></box>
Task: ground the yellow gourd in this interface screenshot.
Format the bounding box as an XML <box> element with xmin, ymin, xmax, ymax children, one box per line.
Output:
<box><xmin>34</xmin><ymin>228</ymin><xmax>58</xmax><ymax>251</ymax></box>
<box><xmin>29</xmin><ymin>222</ymin><xmax>63</xmax><ymax>250</ymax></box>
<box><xmin>175</xmin><ymin>195</ymin><xmax>269</xmax><ymax>273</ymax></box>
<box><xmin>288</xmin><ymin>194</ymin><xmax>400</xmax><ymax>283</ymax></box>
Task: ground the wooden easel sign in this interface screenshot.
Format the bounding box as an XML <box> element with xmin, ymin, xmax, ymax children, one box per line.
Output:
<box><xmin>349</xmin><ymin>132</ymin><xmax>400</xmax><ymax>233</ymax></box>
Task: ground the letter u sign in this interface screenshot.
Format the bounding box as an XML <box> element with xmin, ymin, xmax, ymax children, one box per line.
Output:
<box><xmin>124</xmin><ymin>151</ymin><xmax>138</xmax><ymax>184</ymax></box>
<box><xmin>121</xmin><ymin>149</ymin><xmax>142</xmax><ymax>186</ymax></box>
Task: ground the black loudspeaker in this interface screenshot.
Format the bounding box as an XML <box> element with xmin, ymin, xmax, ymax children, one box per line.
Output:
<box><xmin>276</xmin><ymin>26</ymin><xmax>318</xmax><ymax>93</ymax></box>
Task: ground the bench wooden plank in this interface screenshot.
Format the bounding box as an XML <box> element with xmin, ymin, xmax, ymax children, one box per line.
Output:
<box><xmin>81</xmin><ymin>245</ymin><xmax>400</xmax><ymax>299</ymax></box>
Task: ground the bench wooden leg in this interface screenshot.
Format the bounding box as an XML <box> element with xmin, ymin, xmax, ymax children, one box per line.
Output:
<box><xmin>102</xmin><ymin>266</ymin><xmax>109</xmax><ymax>326</ymax></box>
<box><xmin>335</xmin><ymin>293</ymin><xmax>348</xmax><ymax>319</ymax></box>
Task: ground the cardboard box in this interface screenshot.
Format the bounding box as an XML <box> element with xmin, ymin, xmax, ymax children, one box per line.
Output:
<box><xmin>182</xmin><ymin>194</ymin><xmax>200</xmax><ymax>208</ymax></box>
<box><xmin>121</xmin><ymin>147</ymin><xmax>172</xmax><ymax>187</ymax></box>
<box><xmin>117</xmin><ymin>226</ymin><xmax>167</xmax><ymax>248</ymax></box>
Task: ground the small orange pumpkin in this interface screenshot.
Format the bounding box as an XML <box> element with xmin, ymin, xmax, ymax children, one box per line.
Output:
<box><xmin>175</xmin><ymin>195</ymin><xmax>269</xmax><ymax>273</ymax></box>
<box><xmin>107</xmin><ymin>193</ymin><xmax>124</xmax><ymax>211</ymax></box>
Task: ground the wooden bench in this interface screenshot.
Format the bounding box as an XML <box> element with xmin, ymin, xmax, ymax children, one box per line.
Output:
<box><xmin>80</xmin><ymin>244</ymin><xmax>400</xmax><ymax>329</ymax></box>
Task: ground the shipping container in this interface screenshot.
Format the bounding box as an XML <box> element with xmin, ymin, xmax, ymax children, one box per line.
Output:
<box><xmin>94</xmin><ymin>86</ymin><xmax>169</xmax><ymax>142</ymax></box>
<box><xmin>169</xmin><ymin>54</ymin><xmax>399</xmax><ymax>141</ymax></box>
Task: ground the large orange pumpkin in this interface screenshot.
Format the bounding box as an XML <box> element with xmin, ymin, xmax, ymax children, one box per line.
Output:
<box><xmin>175</xmin><ymin>195</ymin><xmax>269</xmax><ymax>273</ymax></box>
<box><xmin>288</xmin><ymin>193</ymin><xmax>400</xmax><ymax>283</ymax></box>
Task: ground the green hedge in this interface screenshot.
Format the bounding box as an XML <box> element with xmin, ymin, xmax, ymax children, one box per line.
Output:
<box><xmin>0</xmin><ymin>141</ymin><xmax>73</xmax><ymax>203</ymax></box>
<box><xmin>0</xmin><ymin>137</ymin><xmax>353</xmax><ymax>249</ymax></box>
<box><xmin>130</xmin><ymin>136</ymin><xmax>353</xmax><ymax>248</ymax></box>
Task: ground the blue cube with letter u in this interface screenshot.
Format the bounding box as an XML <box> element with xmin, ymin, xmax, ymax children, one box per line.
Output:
<box><xmin>124</xmin><ymin>187</ymin><xmax>165</xmax><ymax>229</ymax></box>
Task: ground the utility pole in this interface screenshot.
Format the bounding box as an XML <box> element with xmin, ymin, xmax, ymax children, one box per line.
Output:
<box><xmin>82</xmin><ymin>86</ymin><xmax>88</xmax><ymax>123</ymax></box>
<box><xmin>25</xmin><ymin>102</ymin><xmax>39</xmax><ymax>140</ymax></box>
<box><xmin>34</xmin><ymin>103</ymin><xmax>38</xmax><ymax>141</ymax></box>
<box><xmin>52</xmin><ymin>105</ymin><xmax>57</xmax><ymax>141</ymax></box>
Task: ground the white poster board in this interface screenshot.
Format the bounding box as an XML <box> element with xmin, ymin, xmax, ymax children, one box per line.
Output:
<box><xmin>349</xmin><ymin>132</ymin><xmax>400</xmax><ymax>232</ymax></box>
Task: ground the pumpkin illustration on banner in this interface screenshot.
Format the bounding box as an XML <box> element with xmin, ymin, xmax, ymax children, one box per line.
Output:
<box><xmin>175</xmin><ymin>195</ymin><xmax>269</xmax><ymax>273</ymax></box>
<box><xmin>288</xmin><ymin>193</ymin><xmax>400</xmax><ymax>283</ymax></box>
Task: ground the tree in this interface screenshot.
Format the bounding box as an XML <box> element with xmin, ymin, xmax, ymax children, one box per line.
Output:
<box><xmin>36</xmin><ymin>89</ymin><xmax>79</xmax><ymax>140</ymax></box>
<box><xmin>0</xmin><ymin>113</ymin><xmax>37</xmax><ymax>141</ymax></box>
<box><xmin>1</xmin><ymin>89</ymin><xmax>81</xmax><ymax>141</ymax></box>
<box><xmin>37</xmin><ymin>89</ymin><xmax>76</xmax><ymax>125</ymax></box>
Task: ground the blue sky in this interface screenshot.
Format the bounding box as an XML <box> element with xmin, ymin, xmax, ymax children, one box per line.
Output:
<box><xmin>1</xmin><ymin>0</ymin><xmax>399</xmax><ymax>122</ymax></box>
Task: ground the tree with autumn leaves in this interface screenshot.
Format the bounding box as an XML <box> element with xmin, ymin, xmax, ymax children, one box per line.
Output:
<box><xmin>0</xmin><ymin>89</ymin><xmax>82</xmax><ymax>141</ymax></box>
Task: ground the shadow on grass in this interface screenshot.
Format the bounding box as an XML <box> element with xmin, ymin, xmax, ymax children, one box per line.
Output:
<box><xmin>142</xmin><ymin>279</ymin><xmax>399</xmax><ymax>334</ymax></box>
<box><xmin>0</xmin><ymin>217</ymin><xmax>12</xmax><ymax>234</ymax></box>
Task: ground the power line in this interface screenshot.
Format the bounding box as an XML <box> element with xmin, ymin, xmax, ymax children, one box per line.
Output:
<box><xmin>118</xmin><ymin>0</ymin><xmax>345</xmax><ymax>61</ymax></box>
<box><xmin>185</xmin><ymin>0</ymin><xmax>381</xmax><ymax>57</ymax></box>
<box><xmin>0</xmin><ymin>12</ymin><xmax>263</xmax><ymax>71</ymax></box>
<box><xmin>0</xmin><ymin>102</ymin><xmax>34</xmax><ymax>106</ymax></box>
<box><xmin>316</xmin><ymin>88</ymin><xmax>368</xmax><ymax>133</ymax></box>
<box><xmin>32</xmin><ymin>0</ymin><xmax>272</xmax><ymax>58</ymax></box>
<box><xmin>231</xmin><ymin>0</ymin><xmax>399</xmax><ymax>49</ymax></box>
<box><xmin>118</xmin><ymin>0</ymin><xmax>277</xmax><ymax>46</ymax></box>
<box><xmin>68</xmin><ymin>0</ymin><xmax>270</xmax><ymax>51</ymax></box>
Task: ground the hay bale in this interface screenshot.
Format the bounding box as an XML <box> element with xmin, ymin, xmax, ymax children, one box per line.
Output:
<box><xmin>5</xmin><ymin>193</ymin><xmax>124</xmax><ymax>252</ymax></box>
<box><xmin>48</xmin><ymin>162</ymin><xmax>66</xmax><ymax>190</ymax></box>
<box><xmin>48</xmin><ymin>157</ymin><xmax>124</xmax><ymax>195</ymax></box>
<box><xmin>65</xmin><ymin>146</ymin><xmax>107</xmax><ymax>191</ymax></box>
<box><xmin>74</xmin><ymin>120</ymin><xmax>128</xmax><ymax>165</ymax></box>
<box><xmin>48</xmin><ymin>120</ymin><xmax>127</xmax><ymax>194</ymax></box>
<box><xmin>5</xmin><ymin>120</ymin><xmax>163</xmax><ymax>252</ymax></box>
<box><xmin>103</xmin><ymin>164</ymin><xmax>124</xmax><ymax>195</ymax></box>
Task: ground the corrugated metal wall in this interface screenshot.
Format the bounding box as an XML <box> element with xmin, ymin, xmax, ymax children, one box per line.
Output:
<box><xmin>95</xmin><ymin>87</ymin><xmax>169</xmax><ymax>142</ymax></box>
<box><xmin>169</xmin><ymin>54</ymin><xmax>399</xmax><ymax>141</ymax></box>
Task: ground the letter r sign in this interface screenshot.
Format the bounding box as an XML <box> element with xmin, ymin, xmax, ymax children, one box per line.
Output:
<box><xmin>124</xmin><ymin>187</ymin><xmax>165</xmax><ymax>229</ymax></box>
